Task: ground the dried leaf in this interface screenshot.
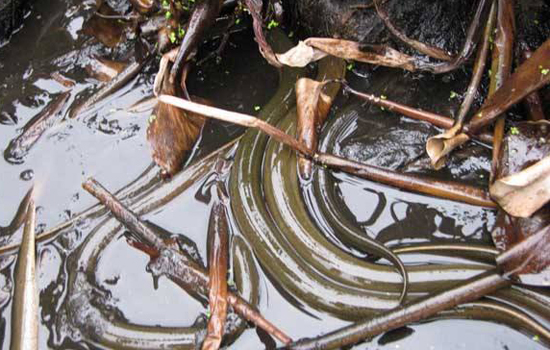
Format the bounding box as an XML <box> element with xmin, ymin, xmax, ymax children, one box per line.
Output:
<box><xmin>276</xmin><ymin>41</ymin><xmax>327</xmax><ymax>67</ymax></box>
<box><xmin>491</xmin><ymin>155</ymin><xmax>550</xmax><ymax>218</ymax></box>
<box><xmin>304</xmin><ymin>38</ymin><xmax>416</xmax><ymax>71</ymax></box>
<box><xmin>146</xmin><ymin>93</ymin><xmax>205</xmax><ymax>176</ymax></box>
<box><xmin>203</xmin><ymin>189</ymin><xmax>230</xmax><ymax>350</ymax></box>
<box><xmin>295</xmin><ymin>57</ymin><xmax>345</xmax><ymax>178</ymax></box>
<box><xmin>425</xmin><ymin>124</ymin><xmax>469</xmax><ymax>170</ymax></box>
<box><xmin>276</xmin><ymin>38</ymin><xmax>417</xmax><ymax>70</ymax></box>
<box><xmin>468</xmin><ymin>38</ymin><xmax>550</xmax><ymax>133</ymax></box>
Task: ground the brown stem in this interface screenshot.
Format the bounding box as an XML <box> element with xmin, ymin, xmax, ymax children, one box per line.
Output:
<box><xmin>342</xmin><ymin>84</ymin><xmax>494</xmax><ymax>144</ymax></box>
<box><xmin>314</xmin><ymin>153</ymin><xmax>495</xmax><ymax>208</ymax></box>
<box><xmin>82</xmin><ymin>178</ymin><xmax>292</xmax><ymax>345</ymax></box>
<box><xmin>456</xmin><ymin>1</ymin><xmax>496</xmax><ymax>127</ymax></box>
<box><xmin>490</xmin><ymin>0</ymin><xmax>515</xmax><ymax>183</ymax></box>
<box><xmin>159</xmin><ymin>95</ymin><xmax>496</xmax><ymax>208</ymax></box>
<box><xmin>243</xmin><ymin>0</ymin><xmax>282</xmax><ymax>68</ymax></box>
<box><xmin>283</xmin><ymin>271</ymin><xmax>509</xmax><ymax>350</ymax></box>
<box><xmin>169</xmin><ymin>0</ymin><xmax>223</xmax><ymax>86</ymax></box>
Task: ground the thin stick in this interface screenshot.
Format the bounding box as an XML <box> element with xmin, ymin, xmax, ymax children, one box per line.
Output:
<box><xmin>342</xmin><ymin>84</ymin><xmax>494</xmax><ymax>144</ymax></box>
<box><xmin>82</xmin><ymin>178</ymin><xmax>292</xmax><ymax>345</ymax></box>
<box><xmin>159</xmin><ymin>95</ymin><xmax>496</xmax><ymax>208</ymax></box>
<box><xmin>283</xmin><ymin>271</ymin><xmax>509</xmax><ymax>350</ymax></box>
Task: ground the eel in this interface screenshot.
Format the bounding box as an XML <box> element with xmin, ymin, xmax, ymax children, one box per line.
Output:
<box><xmin>230</xmin><ymin>29</ymin><xmax>488</xmax><ymax>319</ymax></box>
<box><xmin>229</xmin><ymin>30</ymin><xmax>550</xmax><ymax>341</ymax></box>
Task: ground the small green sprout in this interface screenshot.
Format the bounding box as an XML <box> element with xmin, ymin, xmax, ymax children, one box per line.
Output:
<box><xmin>346</xmin><ymin>62</ymin><xmax>354</xmax><ymax>71</ymax></box>
<box><xmin>235</xmin><ymin>18</ymin><xmax>241</xmax><ymax>25</ymax></box>
<box><xmin>449</xmin><ymin>91</ymin><xmax>459</xmax><ymax>99</ymax></box>
<box><xmin>510</xmin><ymin>126</ymin><xmax>519</xmax><ymax>135</ymax></box>
<box><xmin>267</xmin><ymin>19</ymin><xmax>279</xmax><ymax>30</ymax></box>
<box><xmin>254</xmin><ymin>105</ymin><xmax>261</xmax><ymax>111</ymax></box>
<box><xmin>165</xmin><ymin>10</ymin><xmax>172</xmax><ymax>19</ymax></box>
<box><xmin>380</xmin><ymin>95</ymin><xmax>387</xmax><ymax>100</ymax></box>
<box><xmin>540</xmin><ymin>65</ymin><xmax>549</xmax><ymax>75</ymax></box>
<box><xmin>205</xmin><ymin>309</ymin><xmax>211</xmax><ymax>318</ymax></box>
<box><xmin>288</xmin><ymin>31</ymin><xmax>294</xmax><ymax>38</ymax></box>
<box><xmin>178</xmin><ymin>27</ymin><xmax>185</xmax><ymax>38</ymax></box>
<box><xmin>533</xmin><ymin>335</ymin><xmax>540</xmax><ymax>342</ymax></box>
<box><xmin>162</xmin><ymin>0</ymin><xmax>169</xmax><ymax>9</ymax></box>
<box><xmin>169</xmin><ymin>31</ymin><xmax>177</xmax><ymax>43</ymax></box>
<box><xmin>148</xmin><ymin>114</ymin><xmax>157</xmax><ymax>125</ymax></box>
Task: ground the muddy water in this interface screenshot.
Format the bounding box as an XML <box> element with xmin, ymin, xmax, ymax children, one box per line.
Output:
<box><xmin>0</xmin><ymin>0</ymin><xmax>547</xmax><ymax>349</ymax></box>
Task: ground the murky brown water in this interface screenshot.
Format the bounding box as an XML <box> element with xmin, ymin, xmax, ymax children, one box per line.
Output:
<box><xmin>0</xmin><ymin>0</ymin><xmax>548</xmax><ymax>349</ymax></box>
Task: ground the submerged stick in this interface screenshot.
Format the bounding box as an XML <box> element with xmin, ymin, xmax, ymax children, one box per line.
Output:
<box><xmin>70</xmin><ymin>56</ymin><xmax>150</xmax><ymax>119</ymax></box>
<box><xmin>159</xmin><ymin>95</ymin><xmax>496</xmax><ymax>208</ymax></box>
<box><xmin>82</xmin><ymin>178</ymin><xmax>292</xmax><ymax>345</ymax></box>
<box><xmin>11</xmin><ymin>197</ymin><xmax>39</xmax><ymax>350</ymax></box>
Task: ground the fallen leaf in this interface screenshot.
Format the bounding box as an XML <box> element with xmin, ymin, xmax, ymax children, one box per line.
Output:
<box><xmin>276</xmin><ymin>41</ymin><xmax>327</xmax><ymax>67</ymax></box>
<box><xmin>491</xmin><ymin>154</ymin><xmax>550</xmax><ymax>217</ymax></box>
<box><xmin>147</xmin><ymin>80</ymin><xmax>205</xmax><ymax>176</ymax></box>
